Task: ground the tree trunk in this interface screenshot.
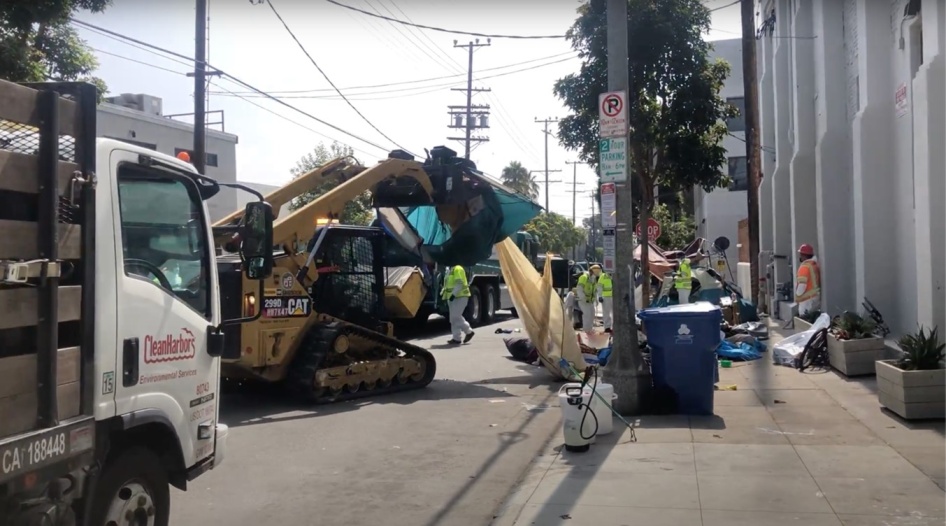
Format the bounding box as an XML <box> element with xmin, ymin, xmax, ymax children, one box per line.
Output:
<box><xmin>640</xmin><ymin>177</ymin><xmax>653</xmax><ymax>305</ymax></box>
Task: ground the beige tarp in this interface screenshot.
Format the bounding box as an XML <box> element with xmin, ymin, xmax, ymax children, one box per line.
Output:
<box><xmin>495</xmin><ymin>238</ymin><xmax>587</xmax><ymax>381</ymax></box>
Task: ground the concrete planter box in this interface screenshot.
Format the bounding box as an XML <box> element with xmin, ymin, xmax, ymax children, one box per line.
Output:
<box><xmin>793</xmin><ymin>317</ymin><xmax>812</xmax><ymax>332</ymax></box>
<box><xmin>875</xmin><ymin>360</ymin><xmax>946</xmax><ymax>420</ymax></box>
<box><xmin>828</xmin><ymin>333</ymin><xmax>885</xmax><ymax>376</ymax></box>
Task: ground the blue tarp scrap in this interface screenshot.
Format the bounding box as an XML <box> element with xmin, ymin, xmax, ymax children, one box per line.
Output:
<box><xmin>715</xmin><ymin>338</ymin><xmax>767</xmax><ymax>361</ymax></box>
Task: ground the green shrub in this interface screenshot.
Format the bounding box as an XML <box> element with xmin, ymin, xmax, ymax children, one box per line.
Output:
<box><xmin>895</xmin><ymin>326</ymin><xmax>945</xmax><ymax>371</ymax></box>
<box><xmin>832</xmin><ymin>311</ymin><xmax>877</xmax><ymax>340</ymax></box>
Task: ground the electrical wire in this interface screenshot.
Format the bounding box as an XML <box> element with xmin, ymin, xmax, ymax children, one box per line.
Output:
<box><xmin>325</xmin><ymin>0</ymin><xmax>566</xmax><ymax>39</ymax></box>
<box><xmin>212</xmin><ymin>55</ymin><xmax>578</xmax><ymax>100</ymax></box>
<box><xmin>90</xmin><ymin>47</ymin><xmax>190</xmax><ymax>76</ymax></box>
<box><xmin>264</xmin><ymin>0</ymin><xmax>414</xmax><ymax>155</ymax></box>
<box><xmin>368</xmin><ymin>0</ymin><xmax>458</xmax><ymax>74</ymax></box>
<box><xmin>209</xmin><ymin>80</ymin><xmax>378</xmax><ymax>159</ymax></box>
<box><xmin>708</xmin><ymin>0</ymin><xmax>740</xmax><ymax>12</ymax></box>
<box><xmin>70</xmin><ymin>18</ymin><xmax>394</xmax><ymax>154</ymax></box>
<box><xmin>211</xmin><ymin>51</ymin><xmax>577</xmax><ymax>95</ymax></box>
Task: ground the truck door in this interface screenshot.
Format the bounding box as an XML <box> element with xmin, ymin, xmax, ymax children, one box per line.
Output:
<box><xmin>109</xmin><ymin>151</ymin><xmax>220</xmax><ymax>468</ymax></box>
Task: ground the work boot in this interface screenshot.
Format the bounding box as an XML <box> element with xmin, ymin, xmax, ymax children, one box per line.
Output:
<box><xmin>464</xmin><ymin>331</ymin><xmax>475</xmax><ymax>343</ymax></box>
<box><xmin>604</xmin><ymin>328</ymin><xmax>612</xmax><ymax>334</ymax></box>
<box><xmin>446</xmin><ymin>339</ymin><xmax>461</xmax><ymax>345</ymax></box>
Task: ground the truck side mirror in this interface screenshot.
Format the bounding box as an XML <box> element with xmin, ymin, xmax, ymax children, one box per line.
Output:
<box><xmin>240</xmin><ymin>201</ymin><xmax>274</xmax><ymax>280</ymax></box>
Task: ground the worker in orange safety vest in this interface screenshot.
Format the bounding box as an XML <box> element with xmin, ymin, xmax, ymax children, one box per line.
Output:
<box><xmin>794</xmin><ymin>243</ymin><xmax>822</xmax><ymax>316</ymax></box>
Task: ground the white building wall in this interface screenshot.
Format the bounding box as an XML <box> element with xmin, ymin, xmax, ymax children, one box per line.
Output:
<box><xmin>695</xmin><ymin>38</ymin><xmax>748</xmax><ymax>266</ymax></box>
<box><xmin>758</xmin><ymin>0</ymin><xmax>945</xmax><ymax>336</ymax></box>
<box><xmin>96</xmin><ymin>102</ymin><xmax>239</xmax><ymax>223</ymax></box>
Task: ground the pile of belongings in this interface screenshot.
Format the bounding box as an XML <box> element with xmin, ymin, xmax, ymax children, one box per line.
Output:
<box><xmin>717</xmin><ymin>333</ymin><xmax>767</xmax><ymax>361</ymax></box>
<box><xmin>503</xmin><ymin>336</ymin><xmax>540</xmax><ymax>365</ymax></box>
<box><xmin>725</xmin><ymin>321</ymin><xmax>769</xmax><ymax>340</ymax></box>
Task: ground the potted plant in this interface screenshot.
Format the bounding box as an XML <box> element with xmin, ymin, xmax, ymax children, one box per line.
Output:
<box><xmin>794</xmin><ymin>309</ymin><xmax>821</xmax><ymax>332</ymax></box>
<box><xmin>875</xmin><ymin>326</ymin><xmax>945</xmax><ymax>420</ymax></box>
<box><xmin>827</xmin><ymin>311</ymin><xmax>885</xmax><ymax>376</ymax></box>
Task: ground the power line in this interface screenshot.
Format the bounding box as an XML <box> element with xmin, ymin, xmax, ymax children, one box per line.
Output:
<box><xmin>385</xmin><ymin>0</ymin><xmax>466</xmax><ymax>74</ymax></box>
<box><xmin>211</xmin><ymin>51</ymin><xmax>577</xmax><ymax>95</ymax></box>
<box><xmin>90</xmin><ymin>47</ymin><xmax>190</xmax><ymax>76</ymax></box>
<box><xmin>325</xmin><ymin>0</ymin><xmax>567</xmax><ymax>39</ymax></box>
<box><xmin>263</xmin><ymin>0</ymin><xmax>413</xmax><ymax>154</ymax></box>
<box><xmin>210</xmin><ymin>79</ymin><xmax>379</xmax><ymax>159</ymax></box>
<box><xmin>709</xmin><ymin>0</ymin><xmax>740</xmax><ymax>11</ymax></box>
<box><xmin>211</xmin><ymin>55</ymin><xmax>578</xmax><ymax>99</ymax></box>
<box><xmin>368</xmin><ymin>0</ymin><xmax>458</xmax><ymax>74</ymax></box>
<box><xmin>70</xmin><ymin>17</ymin><xmax>394</xmax><ymax>154</ymax></box>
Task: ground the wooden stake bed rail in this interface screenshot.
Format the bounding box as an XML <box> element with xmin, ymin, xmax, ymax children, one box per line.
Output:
<box><xmin>0</xmin><ymin>79</ymin><xmax>95</xmax><ymax>444</ymax></box>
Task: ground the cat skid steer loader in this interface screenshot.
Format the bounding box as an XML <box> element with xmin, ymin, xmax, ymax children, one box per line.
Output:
<box><xmin>212</xmin><ymin>147</ymin><xmax>495</xmax><ymax>403</ymax></box>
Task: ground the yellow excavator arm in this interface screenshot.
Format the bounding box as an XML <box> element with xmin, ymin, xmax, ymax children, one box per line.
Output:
<box><xmin>213</xmin><ymin>156</ymin><xmax>435</xmax><ymax>254</ymax></box>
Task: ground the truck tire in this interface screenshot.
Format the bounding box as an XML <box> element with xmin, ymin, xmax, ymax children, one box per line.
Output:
<box><xmin>481</xmin><ymin>284</ymin><xmax>497</xmax><ymax>324</ymax></box>
<box><xmin>464</xmin><ymin>285</ymin><xmax>482</xmax><ymax>327</ymax></box>
<box><xmin>86</xmin><ymin>446</ymin><xmax>170</xmax><ymax>526</ymax></box>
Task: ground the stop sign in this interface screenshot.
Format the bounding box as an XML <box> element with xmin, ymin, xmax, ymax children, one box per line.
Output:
<box><xmin>635</xmin><ymin>217</ymin><xmax>662</xmax><ymax>241</ymax></box>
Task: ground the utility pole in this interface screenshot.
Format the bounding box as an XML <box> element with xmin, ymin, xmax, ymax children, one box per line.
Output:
<box><xmin>448</xmin><ymin>39</ymin><xmax>491</xmax><ymax>159</ymax></box>
<box><xmin>192</xmin><ymin>0</ymin><xmax>208</xmax><ymax>175</ymax></box>
<box><xmin>741</xmin><ymin>0</ymin><xmax>762</xmax><ymax>304</ymax></box>
<box><xmin>565</xmin><ymin>160</ymin><xmax>587</xmax><ymax>261</ymax></box>
<box><xmin>535</xmin><ymin>117</ymin><xmax>561</xmax><ymax>212</ymax></box>
<box><xmin>603</xmin><ymin>0</ymin><xmax>648</xmax><ymax>415</ymax></box>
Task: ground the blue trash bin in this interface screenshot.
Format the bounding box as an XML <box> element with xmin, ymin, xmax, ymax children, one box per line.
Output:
<box><xmin>639</xmin><ymin>302</ymin><xmax>722</xmax><ymax>415</ymax></box>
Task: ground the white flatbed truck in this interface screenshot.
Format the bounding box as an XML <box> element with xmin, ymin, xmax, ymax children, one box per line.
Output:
<box><xmin>0</xmin><ymin>80</ymin><xmax>275</xmax><ymax>526</ymax></box>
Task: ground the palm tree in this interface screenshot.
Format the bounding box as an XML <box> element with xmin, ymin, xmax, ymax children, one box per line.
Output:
<box><xmin>500</xmin><ymin>161</ymin><xmax>539</xmax><ymax>200</ymax></box>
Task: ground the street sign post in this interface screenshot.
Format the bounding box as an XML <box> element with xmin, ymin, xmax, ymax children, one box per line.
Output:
<box><xmin>599</xmin><ymin>137</ymin><xmax>627</xmax><ymax>183</ymax></box>
<box><xmin>635</xmin><ymin>217</ymin><xmax>662</xmax><ymax>241</ymax></box>
<box><xmin>598</xmin><ymin>91</ymin><xmax>627</xmax><ymax>138</ymax></box>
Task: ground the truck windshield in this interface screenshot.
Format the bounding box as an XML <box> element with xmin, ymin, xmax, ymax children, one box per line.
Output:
<box><xmin>117</xmin><ymin>164</ymin><xmax>211</xmax><ymax>319</ymax></box>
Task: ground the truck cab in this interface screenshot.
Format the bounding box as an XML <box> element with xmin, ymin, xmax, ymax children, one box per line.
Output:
<box><xmin>0</xmin><ymin>80</ymin><xmax>274</xmax><ymax>526</ymax></box>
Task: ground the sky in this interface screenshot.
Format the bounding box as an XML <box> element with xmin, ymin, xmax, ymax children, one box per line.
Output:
<box><xmin>74</xmin><ymin>0</ymin><xmax>743</xmax><ymax>224</ymax></box>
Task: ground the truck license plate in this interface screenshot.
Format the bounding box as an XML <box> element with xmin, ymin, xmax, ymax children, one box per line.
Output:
<box><xmin>0</xmin><ymin>419</ymin><xmax>94</xmax><ymax>484</ymax></box>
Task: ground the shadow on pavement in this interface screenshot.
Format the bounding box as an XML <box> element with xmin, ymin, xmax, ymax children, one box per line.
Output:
<box><xmin>220</xmin><ymin>375</ymin><xmax>520</xmax><ymax>428</ymax></box>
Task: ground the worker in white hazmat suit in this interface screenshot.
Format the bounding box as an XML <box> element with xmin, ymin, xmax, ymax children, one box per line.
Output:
<box><xmin>576</xmin><ymin>265</ymin><xmax>600</xmax><ymax>332</ymax></box>
<box><xmin>441</xmin><ymin>264</ymin><xmax>475</xmax><ymax>345</ymax></box>
<box><xmin>596</xmin><ymin>269</ymin><xmax>613</xmax><ymax>333</ymax></box>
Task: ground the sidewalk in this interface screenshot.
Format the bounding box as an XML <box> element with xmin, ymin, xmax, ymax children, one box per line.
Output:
<box><xmin>492</xmin><ymin>323</ymin><xmax>945</xmax><ymax>526</ymax></box>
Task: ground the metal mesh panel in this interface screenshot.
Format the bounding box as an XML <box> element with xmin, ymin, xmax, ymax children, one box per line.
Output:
<box><xmin>0</xmin><ymin>120</ymin><xmax>77</xmax><ymax>163</ymax></box>
<box><xmin>311</xmin><ymin>229</ymin><xmax>384</xmax><ymax>327</ymax></box>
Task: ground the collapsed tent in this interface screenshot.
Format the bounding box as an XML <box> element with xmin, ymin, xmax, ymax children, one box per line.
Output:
<box><xmin>495</xmin><ymin>238</ymin><xmax>586</xmax><ymax>380</ymax></box>
<box><xmin>395</xmin><ymin>151</ymin><xmax>543</xmax><ymax>267</ymax></box>
<box><xmin>633</xmin><ymin>241</ymin><xmax>676</xmax><ymax>278</ymax></box>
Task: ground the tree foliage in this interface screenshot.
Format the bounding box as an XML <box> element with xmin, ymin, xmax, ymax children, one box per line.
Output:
<box><xmin>500</xmin><ymin>160</ymin><xmax>538</xmax><ymax>201</ymax></box>
<box><xmin>651</xmin><ymin>202</ymin><xmax>696</xmax><ymax>250</ymax></box>
<box><xmin>288</xmin><ymin>141</ymin><xmax>374</xmax><ymax>226</ymax></box>
<box><xmin>0</xmin><ymin>0</ymin><xmax>110</xmax><ymax>96</ymax></box>
<box><xmin>524</xmin><ymin>212</ymin><xmax>586</xmax><ymax>255</ymax></box>
<box><xmin>553</xmin><ymin>0</ymin><xmax>735</xmax><ymax>298</ymax></box>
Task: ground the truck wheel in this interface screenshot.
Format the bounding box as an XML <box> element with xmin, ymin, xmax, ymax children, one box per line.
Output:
<box><xmin>482</xmin><ymin>284</ymin><xmax>497</xmax><ymax>324</ymax></box>
<box><xmin>86</xmin><ymin>447</ymin><xmax>170</xmax><ymax>526</ymax></box>
<box><xmin>464</xmin><ymin>285</ymin><xmax>482</xmax><ymax>326</ymax></box>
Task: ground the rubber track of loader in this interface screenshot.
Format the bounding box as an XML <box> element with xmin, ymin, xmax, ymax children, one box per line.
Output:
<box><xmin>286</xmin><ymin>321</ymin><xmax>437</xmax><ymax>404</ymax></box>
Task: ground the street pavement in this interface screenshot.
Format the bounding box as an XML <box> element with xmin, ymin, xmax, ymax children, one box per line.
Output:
<box><xmin>170</xmin><ymin>313</ymin><xmax>565</xmax><ymax>526</ymax></box>
<box><xmin>492</xmin><ymin>320</ymin><xmax>946</xmax><ymax>526</ymax></box>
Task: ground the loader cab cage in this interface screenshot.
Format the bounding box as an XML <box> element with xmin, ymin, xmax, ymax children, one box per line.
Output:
<box><xmin>372</xmin><ymin>145</ymin><xmax>476</xmax><ymax>209</ymax></box>
<box><xmin>307</xmin><ymin>225</ymin><xmax>387</xmax><ymax>329</ymax></box>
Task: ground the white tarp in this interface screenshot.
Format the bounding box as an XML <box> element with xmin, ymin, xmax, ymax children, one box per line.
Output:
<box><xmin>772</xmin><ymin>313</ymin><xmax>831</xmax><ymax>366</ymax></box>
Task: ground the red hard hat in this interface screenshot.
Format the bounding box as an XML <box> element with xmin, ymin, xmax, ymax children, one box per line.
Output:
<box><xmin>798</xmin><ymin>244</ymin><xmax>814</xmax><ymax>256</ymax></box>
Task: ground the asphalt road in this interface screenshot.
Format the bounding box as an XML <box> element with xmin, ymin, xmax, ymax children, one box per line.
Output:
<box><xmin>170</xmin><ymin>314</ymin><xmax>563</xmax><ymax>526</ymax></box>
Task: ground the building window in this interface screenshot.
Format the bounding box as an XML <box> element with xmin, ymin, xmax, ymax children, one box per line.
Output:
<box><xmin>726</xmin><ymin>97</ymin><xmax>746</xmax><ymax>132</ymax></box>
<box><xmin>174</xmin><ymin>148</ymin><xmax>219</xmax><ymax>167</ymax></box>
<box><xmin>729</xmin><ymin>156</ymin><xmax>748</xmax><ymax>191</ymax></box>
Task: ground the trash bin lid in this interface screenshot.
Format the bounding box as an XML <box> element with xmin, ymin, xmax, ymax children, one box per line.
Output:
<box><xmin>638</xmin><ymin>301</ymin><xmax>722</xmax><ymax>320</ymax></box>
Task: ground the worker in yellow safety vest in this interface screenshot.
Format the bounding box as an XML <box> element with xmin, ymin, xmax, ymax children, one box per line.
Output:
<box><xmin>596</xmin><ymin>270</ymin><xmax>613</xmax><ymax>333</ymax></box>
<box><xmin>675</xmin><ymin>257</ymin><xmax>693</xmax><ymax>304</ymax></box>
<box><xmin>576</xmin><ymin>265</ymin><xmax>600</xmax><ymax>332</ymax></box>
<box><xmin>794</xmin><ymin>243</ymin><xmax>821</xmax><ymax>316</ymax></box>
<box><xmin>441</xmin><ymin>264</ymin><xmax>475</xmax><ymax>345</ymax></box>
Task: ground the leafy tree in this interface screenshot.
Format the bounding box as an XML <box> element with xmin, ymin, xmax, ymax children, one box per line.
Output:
<box><xmin>1</xmin><ymin>0</ymin><xmax>110</xmax><ymax>96</ymax></box>
<box><xmin>553</xmin><ymin>0</ymin><xmax>735</xmax><ymax>300</ymax></box>
<box><xmin>524</xmin><ymin>212</ymin><xmax>586</xmax><ymax>255</ymax></box>
<box><xmin>288</xmin><ymin>141</ymin><xmax>374</xmax><ymax>226</ymax></box>
<box><xmin>651</xmin><ymin>202</ymin><xmax>696</xmax><ymax>250</ymax></box>
<box><xmin>500</xmin><ymin>160</ymin><xmax>538</xmax><ymax>201</ymax></box>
